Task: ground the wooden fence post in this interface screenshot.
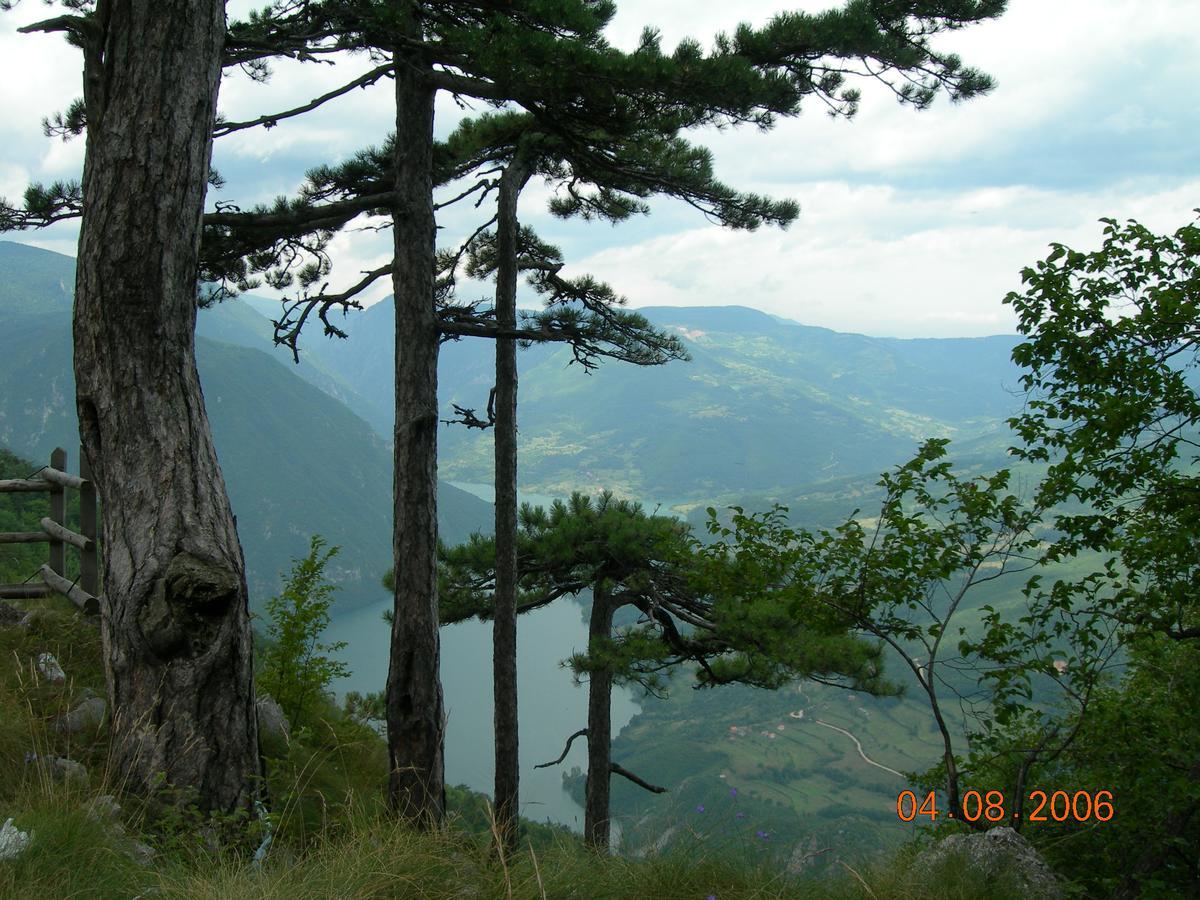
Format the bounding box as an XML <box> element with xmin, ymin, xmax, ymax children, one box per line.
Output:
<box><xmin>79</xmin><ymin>445</ymin><xmax>97</xmax><ymax>597</ymax></box>
<box><xmin>48</xmin><ymin>447</ymin><xmax>66</xmax><ymax>577</ymax></box>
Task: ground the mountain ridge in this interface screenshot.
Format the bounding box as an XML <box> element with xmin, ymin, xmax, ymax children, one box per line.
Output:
<box><xmin>295</xmin><ymin>296</ymin><xmax>1023</xmax><ymax>504</ymax></box>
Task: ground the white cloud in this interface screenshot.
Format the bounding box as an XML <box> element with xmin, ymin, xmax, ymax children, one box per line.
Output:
<box><xmin>683</xmin><ymin>0</ymin><xmax>1200</xmax><ymax>185</ymax></box>
<box><xmin>0</xmin><ymin>161</ymin><xmax>29</xmax><ymax>203</ymax></box>
<box><xmin>574</xmin><ymin>179</ymin><xmax>1200</xmax><ymax>337</ymax></box>
<box><xmin>39</xmin><ymin>134</ymin><xmax>85</xmax><ymax>177</ymax></box>
<box><xmin>0</xmin><ymin>10</ymin><xmax>79</xmax><ymax>132</ymax></box>
<box><xmin>2</xmin><ymin>0</ymin><xmax>1197</xmax><ymax>340</ymax></box>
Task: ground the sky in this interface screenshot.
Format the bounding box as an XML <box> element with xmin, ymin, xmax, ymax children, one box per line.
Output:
<box><xmin>1</xmin><ymin>0</ymin><xmax>1198</xmax><ymax>338</ymax></box>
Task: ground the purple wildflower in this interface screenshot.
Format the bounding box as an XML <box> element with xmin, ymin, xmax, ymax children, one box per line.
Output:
<box><xmin>696</xmin><ymin>804</ymin><xmax>706</xmax><ymax>813</ymax></box>
<box><xmin>735</xmin><ymin>812</ymin><xmax>746</xmax><ymax>820</ymax></box>
<box><xmin>729</xmin><ymin>787</ymin><xmax>738</xmax><ymax>797</ymax></box>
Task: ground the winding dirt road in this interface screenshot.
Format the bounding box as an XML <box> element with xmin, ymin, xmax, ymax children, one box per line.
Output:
<box><xmin>814</xmin><ymin>719</ymin><xmax>905</xmax><ymax>779</ymax></box>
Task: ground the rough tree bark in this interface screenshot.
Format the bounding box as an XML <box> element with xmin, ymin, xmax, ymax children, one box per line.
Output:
<box><xmin>72</xmin><ymin>0</ymin><xmax>260</xmax><ymax>813</ymax></box>
<box><xmin>386</xmin><ymin>27</ymin><xmax>446</xmax><ymax>825</ymax></box>
<box><xmin>492</xmin><ymin>153</ymin><xmax>532</xmax><ymax>850</ymax></box>
<box><xmin>584</xmin><ymin>579</ymin><xmax>615</xmax><ymax>850</ymax></box>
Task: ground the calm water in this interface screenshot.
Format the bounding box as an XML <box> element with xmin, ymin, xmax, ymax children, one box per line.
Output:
<box><xmin>326</xmin><ymin>589</ymin><xmax>641</xmax><ymax>829</ymax></box>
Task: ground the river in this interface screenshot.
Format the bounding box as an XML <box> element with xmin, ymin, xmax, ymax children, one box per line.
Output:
<box><xmin>326</xmin><ymin>516</ymin><xmax>642</xmax><ymax>830</ymax></box>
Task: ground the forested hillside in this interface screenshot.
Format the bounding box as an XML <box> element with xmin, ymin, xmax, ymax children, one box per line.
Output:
<box><xmin>247</xmin><ymin>292</ymin><xmax>1022</xmax><ymax>505</ymax></box>
<box><xmin>0</xmin><ymin>243</ymin><xmax>492</xmax><ymax>611</ymax></box>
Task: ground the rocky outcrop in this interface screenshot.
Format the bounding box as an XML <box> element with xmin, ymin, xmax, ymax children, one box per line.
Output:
<box><xmin>25</xmin><ymin>753</ymin><xmax>88</xmax><ymax>785</ymax></box>
<box><xmin>918</xmin><ymin>826</ymin><xmax>1062</xmax><ymax>899</ymax></box>
<box><xmin>85</xmin><ymin>794</ymin><xmax>155</xmax><ymax>867</ymax></box>
<box><xmin>55</xmin><ymin>696</ymin><xmax>107</xmax><ymax>734</ymax></box>
<box><xmin>256</xmin><ymin>694</ymin><xmax>291</xmax><ymax>743</ymax></box>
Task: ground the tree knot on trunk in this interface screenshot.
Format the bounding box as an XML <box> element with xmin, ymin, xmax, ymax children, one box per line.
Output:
<box><xmin>139</xmin><ymin>552</ymin><xmax>238</xmax><ymax>658</ymax></box>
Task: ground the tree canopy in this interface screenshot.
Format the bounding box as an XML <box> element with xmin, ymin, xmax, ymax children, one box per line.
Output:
<box><xmin>1008</xmin><ymin>215</ymin><xmax>1200</xmax><ymax>643</ymax></box>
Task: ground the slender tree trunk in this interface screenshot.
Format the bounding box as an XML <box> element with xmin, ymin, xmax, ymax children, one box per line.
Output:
<box><xmin>72</xmin><ymin>0</ymin><xmax>260</xmax><ymax>814</ymax></box>
<box><xmin>584</xmin><ymin>580</ymin><xmax>615</xmax><ymax>850</ymax></box>
<box><xmin>386</xmin><ymin>27</ymin><xmax>446</xmax><ymax>825</ymax></box>
<box><xmin>493</xmin><ymin>153</ymin><xmax>532</xmax><ymax>850</ymax></box>
<box><xmin>922</xmin><ymin>665</ymin><xmax>970</xmax><ymax>826</ymax></box>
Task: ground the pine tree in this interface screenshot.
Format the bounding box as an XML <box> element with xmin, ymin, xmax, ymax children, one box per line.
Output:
<box><xmin>2</xmin><ymin>0</ymin><xmax>258</xmax><ymax>815</ymax></box>
<box><xmin>262</xmin><ymin>0</ymin><xmax>1001</xmax><ymax>831</ymax></box>
<box><xmin>436</xmin><ymin>492</ymin><xmax>889</xmax><ymax>849</ymax></box>
<box><xmin>0</xmin><ymin>0</ymin><xmax>386</xmax><ymax>817</ymax></box>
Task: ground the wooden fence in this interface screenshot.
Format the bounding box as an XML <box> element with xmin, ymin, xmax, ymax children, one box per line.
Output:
<box><xmin>0</xmin><ymin>446</ymin><xmax>99</xmax><ymax>614</ymax></box>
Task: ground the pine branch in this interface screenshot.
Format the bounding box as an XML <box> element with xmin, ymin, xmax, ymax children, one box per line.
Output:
<box><xmin>272</xmin><ymin>263</ymin><xmax>393</xmax><ymax>361</ymax></box>
<box><xmin>436</xmin><ymin>319</ymin><xmax>561</xmax><ymax>342</ymax></box>
<box><xmin>17</xmin><ymin>14</ymin><xmax>98</xmax><ymax>40</ymax></box>
<box><xmin>610</xmin><ymin>762</ymin><xmax>667</xmax><ymax>794</ymax></box>
<box><xmin>428</xmin><ymin>69</ymin><xmax>508</xmax><ymax>102</ymax></box>
<box><xmin>204</xmin><ymin>191</ymin><xmax>396</xmax><ymax>229</ymax></box>
<box><xmin>214</xmin><ymin>63</ymin><xmax>394</xmax><ymax>138</ymax></box>
<box><xmin>442</xmin><ymin>388</ymin><xmax>497</xmax><ymax>430</ymax></box>
<box><xmin>535</xmin><ymin>728</ymin><xmax>588</xmax><ymax>769</ymax></box>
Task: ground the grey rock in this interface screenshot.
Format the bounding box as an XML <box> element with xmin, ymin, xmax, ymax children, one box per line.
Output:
<box><xmin>19</xmin><ymin>609</ymin><xmax>54</xmax><ymax>633</ymax></box>
<box><xmin>25</xmin><ymin>753</ymin><xmax>89</xmax><ymax>784</ymax></box>
<box><xmin>0</xmin><ymin>818</ymin><xmax>32</xmax><ymax>861</ymax></box>
<box><xmin>256</xmin><ymin>694</ymin><xmax>291</xmax><ymax>743</ymax></box>
<box><xmin>83</xmin><ymin>795</ymin><xmax>154</xmax><ymax>867</ymax></box>
<box><xmin>128</xmin><ymin>840</ymin><xmax>155</xmax><ymax>867</ymax></box>
<box><xmin>787</xmin><ymin>836</ymin><xmax>832</xmax><ymax>874</ymax></box>
<box><xmin>87</xmin><ymin>794</ymin><xmax>123</xmax><ymax>824</ymax></box>
<box><xmin>0</xmin><ymin>600</ymin><xmax>21</xmax><ymax>627</ymax></box>
<box><xmin>55</xmin><ymin>696</ymin><xmax>107</xmax><ymax>734</ymax></box>
<box><xmin>36</xmin><ymin>652</ymin><xmax>66</xmax><ymax>684</ymax></box>
<box><xmin>52</xmin><ymin>756</ymin><xmax>88</xmax><ymax>784</ymax></box>
<box><xmin>918</xmin><ymin>826</ymin><xmax>1062</xmax><ymax>899</ymax></box>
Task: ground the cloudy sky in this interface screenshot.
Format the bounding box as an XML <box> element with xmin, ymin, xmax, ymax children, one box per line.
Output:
<box><xmin>2</xmin><ymin>0</ymin><xmax>1197</xmax><ymax>337</ymax></box>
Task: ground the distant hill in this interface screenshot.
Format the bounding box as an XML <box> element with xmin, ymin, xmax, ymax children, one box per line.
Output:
<box><xmin>192</xmin><ymin>291</ymin><xmax>387</xmax><ymax>434</ymax></box>
<box><xmin>0</xmin><ymin>237</ymin><xmax>1028</xmax><ymax>599</ymax></box>
<box><xmin>0</xmin><ymin>242</ymin><xmax>74</xmax><ymax>316</ymax></box>
<box><xmin>298</xmin><ymin>296</ymin><xmax>1023</xmax><ymax>505</ymax></box>
<box><xmin>0</xmin><ymin>241</ymin><xmax>492</xmax><ymax>611</ymax></box>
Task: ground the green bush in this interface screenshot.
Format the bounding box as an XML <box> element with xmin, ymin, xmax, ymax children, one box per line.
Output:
<box><xmin>256</xmin><ymin>535</ymin><xmax>349</xmax><ymax>731</ymax></box>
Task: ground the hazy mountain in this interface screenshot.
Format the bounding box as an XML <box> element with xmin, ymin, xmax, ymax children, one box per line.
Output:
<box><xmin>297</xmin><ymin>296</ymin><xmax>1023</xmax><ymax>505</ymax></box>
<box><xmin>193</xmin><ymin>292</ymin><xmax>388</xmax><ymax>432</ymax></box>
<box><xmin>0</xmin><ymin>242</ymin><xmax>74</xmax><ymax>316</ymax></box>
<box><xmin>0</xmin><ymin>241</ymin><xmax>492</xmax><ymax>611</ymax></box>
<box><xmin>0</xmin><ymin>237</ymin><xmax>1027</xmax><ymax>606</ymax></box>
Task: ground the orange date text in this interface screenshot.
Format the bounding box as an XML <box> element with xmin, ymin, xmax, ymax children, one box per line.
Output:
<box><xmin>895</xmin><ymin>789</ymin><xmax>1114</xmax><ymax>824</ymax></box>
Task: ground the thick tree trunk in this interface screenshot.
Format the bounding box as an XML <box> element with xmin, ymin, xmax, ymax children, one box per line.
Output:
<box><xmin>386</xmin><ymin>32</ymin><xmax>446</xmax><ymax>826</ymax></box>
<box><xmin>72</xmin><ymin>0</ymin><xmax>260</xmax><ymax>814</ymax></box>
<box><xmin>492</xmin><ymin>154</ymin><xmax>531</xmax><ymax>851</ymax></box>
<box><xmin>584</xmin><ymin>580</ymin><xmax>615</xmax><ymax>850</ymax></box>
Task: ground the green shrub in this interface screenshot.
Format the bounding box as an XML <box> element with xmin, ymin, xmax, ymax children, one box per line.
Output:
<box><xmin>256</xmin><ymin>535</ymin><xmax>349</xmax><ymax>730</ymax></box>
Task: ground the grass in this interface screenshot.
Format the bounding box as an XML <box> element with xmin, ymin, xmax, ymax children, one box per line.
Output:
<box><xmin>0</xmin><ymin>802</ymin><xmax>1039</xmax><ymax>900</ymax></box>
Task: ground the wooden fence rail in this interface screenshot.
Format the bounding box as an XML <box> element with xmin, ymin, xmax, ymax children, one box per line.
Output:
<box><xmin>0</xmin><ymin>446</ymin><xmax>99</xmax><ymax>614</ymax></box>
